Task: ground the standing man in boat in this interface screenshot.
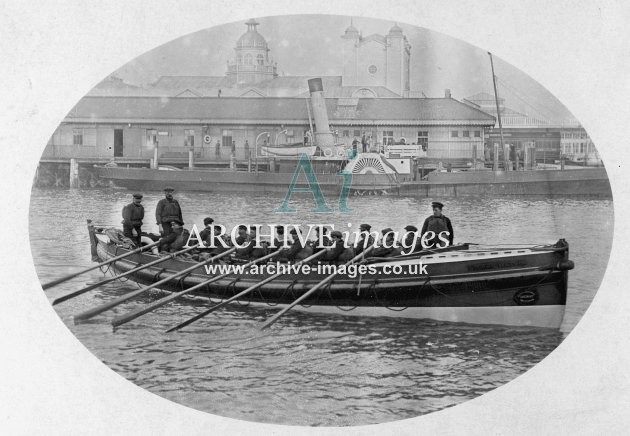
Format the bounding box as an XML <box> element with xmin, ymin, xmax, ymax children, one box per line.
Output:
<box><xmin>420</xmin><ymin>201</ymin><xmax>454</xmax><ymax>248</ymax></box>
<box><xmin>122</xmin><ymin>193</ymin><xmax>144</xmax><ymax>245</ymax></box>
<box><xmin>155</xmin><ymin>186</ymin><xmax>183</xmax><ymax>236</ymax></box>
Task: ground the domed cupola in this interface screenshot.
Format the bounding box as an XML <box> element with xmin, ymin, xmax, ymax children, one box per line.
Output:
<box><xmin>227</xmin><ymin>19</ymin><xmax>278</xmax><ymax>84</ymax></box>
<box><xmin>236</xmin><ymin>19</ymin><xmax>268</xmax><ymax>49</ymax></box>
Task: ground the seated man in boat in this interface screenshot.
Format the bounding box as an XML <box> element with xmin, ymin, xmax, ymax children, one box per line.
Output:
<box><xmin>402</xmin><ymin>225</ymin><xmax>422</xmax><ymax>253</ymax></box>
<box><xmin>324</xmin><ymin>231</ymin><xmax>352</xmax><ymax>263</ymax></box>
<box><xmin>235</xmin><ymin>226</ymin><xmax>268</xmax><ymax>259</ymax></box>
<box><xmin>311</xmin><ymin>226</ymin><xmax>333</xmax><ymax>254</ymax></box>
<box><xmin>277</xmin><ymin>228</ymin><xmax>310</xmax><ymax>262</ymax></box>
<box><xmin>268</xmin><ymin>226</ymin><xmax>287</xmax><ymax>253</ymax></box>
<box><xmin>355</xmin><ymin>223</ymin><xmax>376</xmax><ymax>255</ymax></box>
<box><xmin>197</xmin><ymin>217</ymin><xmax>230</xmax><ymax>255</ymax></box>
<box><xmin>372</xmin><ymin>228</ymin><xmax>400</xmax><ymax>257</ymax></box>
<box><xmin>158</xmin><ymin>220</ymin><xmax>190</xmax><ymax>253</ymax></box>
<box><xmin>121</xmin><ymin>193</ymin><xmax>144</xmax><ymax>246</ymax></box>
<box><xmin>420</xmin><ymin>201</ymin><xmax>454</xmax><ymax>248</ymax></box>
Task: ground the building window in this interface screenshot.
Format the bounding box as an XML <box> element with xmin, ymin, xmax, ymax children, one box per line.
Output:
<box><xmin>474</xmin><ymin>130</ymin><xmax>481</xmax><ymax>138</ymax></box>
<box><xmin>342</xmin><ymin>130</ymin><xmax>349</xmax><ymax>137</ymax></box>
<box><xmin>353</xmin><ymin>130</ymin><xmax>361</xmax><ymax>137</ymax></box>
<box><xmin>451</xmin><ymin>130</ymin><xmax>459</xmax><ymax>138</ymax></box>
<box><xmin>184</xmin><ymin>129</ymin><xmax>195</xmax><ymax>147</ymax></box>
<box><xmin>222</xmin><ymin>130</ymin><xmax>233</xmax><ymax>147</ymax></box>
<box><xmin>244</xmin><ymin>54</ymin><xmax>253</xmax><ymax>65</ymax></box>
<box><xmin>417</xmin><ymin>131</ymin><xmax>428</xmax><ymax>151</ymax></box>
<box><xmin>463</xmin><ymin>130</ymin><xmax>470</xmax><ymax>137</ymax></box>
<box><xmin>368</xmin><ymin>64</ymin><xmax>377</xmax><ymax>74</ymax></box>
<box><xmin>382</xmin><ymin>131</ymin><xmax>394</xmax><ymax>145</ymax></box>
<box><xmin>72</xmin><ymin>128</ymin><xmax>83</xmax><ymax>146</ymax></box>
<box><xmin>257</xmin><ymin>54</ymin><xmax>264</xmax><ymax>65</ymax></box>
<box><xmin>237</xmin><ymin>54</ymin><xmax>242</xmax><ymax>64</ymax></box>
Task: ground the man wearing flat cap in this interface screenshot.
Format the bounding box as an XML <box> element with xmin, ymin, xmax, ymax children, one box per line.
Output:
<box><xmin>155</xmin><ymin>186</ymin><xmax>183</xmax><ymax>236</ymax></box>
<box><xmin>324</xmin><ymin>230</ymin><xmax>347</xmax><ymax>262</ymax></box>
<box><xmin>158</xmin><ymin>219</ymin><xmax>189</xmax><ymax>253</ymax></box>
<box><xmin>278</xmin><ymin>228</ymin><xmax>310</xmax><ymax>261</ymax></box>
<box><xmin>122</xmin><ymin>193</ymin><xmax>144</xmax><ymax>245</ymax></box>
<box><xmin>372</xmin><ymin>228</ymin><xmax>397</xmax><ymax>257</ymax></box>
<box><xmin>421</xmin><ymin>201</ymin><xmax>454</xmax><ymax>248</ymax></box>
<box><xmin>355</xmin><ymin>223</ymin><xmax>376</xmax><ymax>255</ymax></box>
<box><xmin>403</xmin><ymin>224</ymin><xmax>421</xmax><ymax>253</ymax></box>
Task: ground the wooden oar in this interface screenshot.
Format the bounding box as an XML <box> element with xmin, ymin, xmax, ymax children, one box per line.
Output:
<box><xmin>42</xmin><ymin>240</ymin><xmax>160</xmax><ymax>290</ymax></box>
<box><xmin>112</xmin><ymin>250</ymin><xmax>281</xmax><ymax>328</ymax></box>
<box><xmin>52</xmin><ymin>244</ymin><xmax>199</xmax><ymax>306</ymax></box>
<box><xmin>165</xmin><ymin>249</ymin><xmax>328</xmax><ymax>333</ymax></box>
<box><xmin>260</xmin><ymin>247</ymin><xmax>374</xmax><ymax>330</ymax></box>
<box><xmin>73</xmin><ymin>247</ymin><xmax>237</xmax><ymax>323</ymax></box>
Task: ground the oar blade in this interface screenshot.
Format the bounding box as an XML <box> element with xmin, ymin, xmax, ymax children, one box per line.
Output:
<box><xmin>260</xmin><ymin>247</ymin><xmax>373</xmax><ymax>330</ymax></box>
<box><xmin>165</xmin><ymin>249</ymin><xmax>328</xmax><ymax>333</ymax></box>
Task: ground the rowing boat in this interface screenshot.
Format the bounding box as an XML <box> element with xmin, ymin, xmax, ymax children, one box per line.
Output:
<box><xmin>87</xmin><ymin>223</ymin><xmax>574</xmax><ymax>328</ymax></box>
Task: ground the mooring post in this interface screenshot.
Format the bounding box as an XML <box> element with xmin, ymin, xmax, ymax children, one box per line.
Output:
<box><xmin>472</xmin><ymin>144</ymin><xmax>478</xmax><ymax>170</ymax></box>
<box><xmin>69</xmin><ymin>158</ymin><xmax>79</xmax><ymax>188</ymax></box>
<box><xmin>188</xmin><ymin>148</ymin><xmax>194</xmax><ymax>170</ymax></box>
<box><xmin>230</xmin><ymin>153</ymin><xmax>236</xmax><ymax>171</ymax></box>
<box><xmin>493</xmin><ymin>143</ymin><xmax>499</xmax><ymax>171</ymax></box>
<box><xmin>269</xmin><ymin>156</ymin><xmax>276</xmax><ymax>173</ymax></box>
<box><xmin>153</xmin><ymin>146</ymin><xmax>159</xmax><ymax>169</ymax></box>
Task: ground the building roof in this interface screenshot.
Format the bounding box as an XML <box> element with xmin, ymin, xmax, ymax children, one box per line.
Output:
<box><xmin>465</xmin><ymin>91</ymin><xmax>504</xmax><ymax>103</ymax></box>
<box><xmin>64</xmin><ymin>96</ymin><xmax>496</xmax><ymax>126</ymax></box>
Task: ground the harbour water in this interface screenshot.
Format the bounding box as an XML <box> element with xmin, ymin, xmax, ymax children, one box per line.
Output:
<box><xmin>29</xmin><ymin>188</ymin><xmax>613</xmax><ymax>426</ymax></box>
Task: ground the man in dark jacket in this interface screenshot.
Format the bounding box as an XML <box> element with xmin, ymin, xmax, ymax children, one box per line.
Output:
<box><xmin>278</xmin><ymin>228</ymin><xmax>307</xmax><ymax>261</ymax></box>
<box><xmin>158</xmin><ymin>220</ymin><xmax>190</xmax><ymax>253</ymax></box>
<box><xmin>355</xmin><ymin>223</ymin><xmax>376</xmax><ymax>255</ymax></box>
<box><xmin>324</xmin><ymin>230</ymin><xmax>347</xmax><ymax>262</ymax></box>
<box><xmin>420</xmin><ymin>201</ymin><xmax>454</xmax><ymax>248</ymax></box>
<box><xmin>122</xmin><ymin>193</ymin><xmax>144</xmax><ymax>245</ymax></box>
<box><xmin>402</xmin><ymin>225</ymin><xmax>422</xmax><ymax>253</ymax></box>
<box><xmin>155</xmin><ymin>187</ymin><xmax>183</xmax><ymax>236</ymax></box>
<box><xmin>372</xmin><ymin>228</ymin><xmax>397</xmax><ymax>257</ymax></box>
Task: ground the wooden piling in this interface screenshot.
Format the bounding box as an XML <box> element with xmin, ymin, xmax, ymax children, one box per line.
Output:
<box><xmin>69</xmin><ymin>159</ymin><xmax>79</xmax><ymax>188</ymax></box>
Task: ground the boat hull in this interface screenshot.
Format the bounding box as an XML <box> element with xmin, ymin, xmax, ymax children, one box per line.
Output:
<box><xmin>92</xmin><ymin>232</ymin><xmax>571</xmax><ymax>328</ymax></box>
<box><xmin>95</xmin><ymin>165</ymin><xmax>398</xmax><ymax>194</ymax></box>
<box><xmin>95</xmin><ymin>165</ymin><xmax>611</xmax><ymax>197</ymax></box>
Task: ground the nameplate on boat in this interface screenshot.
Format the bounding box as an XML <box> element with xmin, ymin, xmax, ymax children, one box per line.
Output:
<box><xmin>466</xmin><ymin>260</ymin><xmax>528</xmax><ymax>272</ymax></box>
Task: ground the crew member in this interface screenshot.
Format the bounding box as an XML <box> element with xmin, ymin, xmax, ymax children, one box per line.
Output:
<box><xmin>155</xmin><ymin>186</ymin><xmax>183</xmax><ymax>236</ymax></box>
<box><xmin>122</xmin><ymin>193</ymin><xmax>144</xmax><ymax>245</ymax></box>
<box><xmin>199</xmin><ymin>217</ymin><xmax>215</xmax><ymax>245</ymax></box>
<box><xmin>278</xmin><ymin>228</ymin><xmax>309</xmax><ymax>261</ymax></box>
<box><xmin>158</xmin><ymin>220</ymin><xmax>189</xmax><ymax>253</ymax></box>
<box><xmin>324</xmin><ymin>230</ymin><xmax>347</xmax><ymax>263</ymax></box>
<box><xmin>402</xmin><ymin>225</ymin><xmax>421</xmax><ymax>253</ymax></box>
<box><xmin>420</xmin><ymin>201</ymin><xmax>454</xmax><ymax>248</ymax></box>
<box><xmin>372</xmin><ymin>228</ymin><xmax>397</xmax><ymax>257</ymax></box>
<box><xmin>312</xmin><ymin>226</ymin><xmax>332</xmax><ymax>253</ymax></box>
<box><xmin>355</xmin><ymin>223</ymin><xmax>375</xmax><ymax>255</ymax></box>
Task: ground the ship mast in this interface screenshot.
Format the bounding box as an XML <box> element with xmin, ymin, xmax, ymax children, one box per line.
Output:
<box><xmin>488</xmin><ymin>52</ymin><xmax>505</xmax><ymax>151</ymax></box>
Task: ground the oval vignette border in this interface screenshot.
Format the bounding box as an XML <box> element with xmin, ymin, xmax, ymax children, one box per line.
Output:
<box><xmin>3</xmin><ymin>1</ymin><xmax>630</xmax><ymax>435</ymax></box>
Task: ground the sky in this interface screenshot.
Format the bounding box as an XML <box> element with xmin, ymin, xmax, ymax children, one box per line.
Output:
<box><xmin>111</xmin><ymin>14</ymin><xmax>576</xmax><ymax>123</ymax></box>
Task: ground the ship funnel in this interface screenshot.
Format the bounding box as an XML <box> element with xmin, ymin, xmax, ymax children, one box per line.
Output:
<box><xmin>308</xmin><ymin>78</ymin><xmax>335</xmax><ymax>147</ymax></box>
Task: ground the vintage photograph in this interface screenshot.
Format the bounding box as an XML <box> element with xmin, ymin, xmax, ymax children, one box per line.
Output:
<box><xmin>31</xmin><ymin>14</ymin><xmax>613</xmax><ymax>426</ymax></box>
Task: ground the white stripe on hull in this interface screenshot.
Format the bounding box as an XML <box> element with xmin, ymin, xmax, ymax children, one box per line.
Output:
<box><xmin>207</xmin><ymin>298</ymin><xmax>565</xmax><ymax>329</ymax></box>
